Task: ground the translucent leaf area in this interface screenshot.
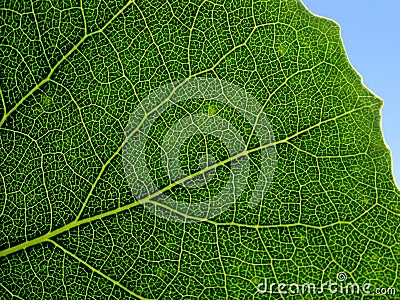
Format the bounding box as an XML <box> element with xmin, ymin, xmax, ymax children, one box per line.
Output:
<box><xmin>0</xmin><ymin>0</ymin><xmax>399</xmax><ymax>299</ymax></box>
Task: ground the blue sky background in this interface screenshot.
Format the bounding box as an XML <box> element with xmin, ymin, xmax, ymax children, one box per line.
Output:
<box><xmin>301</xmin><ymin>0</ymin><xmax>400</xmax><ymax>187</ymax></box>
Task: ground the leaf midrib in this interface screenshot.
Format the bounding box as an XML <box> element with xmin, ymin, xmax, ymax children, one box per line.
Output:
<box><xmin>0</xmin><ymin>102</ymin><xmax>378</xmax><ymax>258</ymax></box>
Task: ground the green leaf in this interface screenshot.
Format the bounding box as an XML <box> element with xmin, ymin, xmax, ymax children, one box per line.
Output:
<box><xmin>1</xmin><ymin>0</ymin><xmax>399</xmax><ymax>299</ymax></box>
